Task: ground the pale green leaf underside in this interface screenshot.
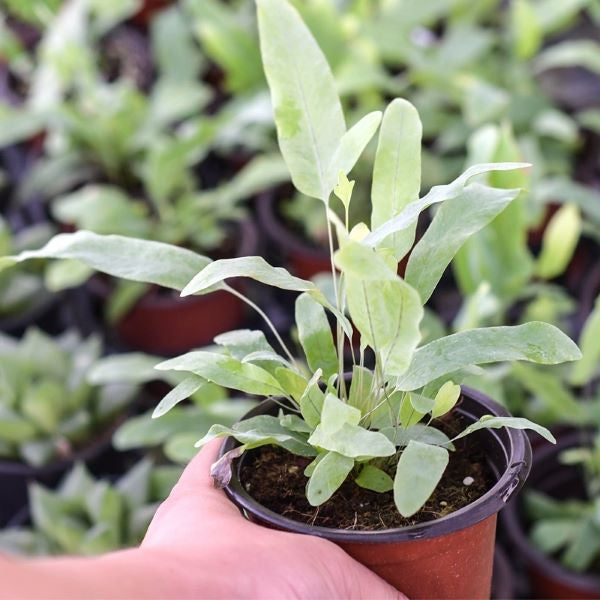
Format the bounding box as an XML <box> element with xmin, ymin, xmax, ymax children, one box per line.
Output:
<box><xmin>307</xmin><ymin>451</ymin><xmax>354</xmax><ymax>506</ymax></box>
<box><xmin>0</xmin><ymin>231</ymin><xmax>211</xmax><ymax>292</ymax></box>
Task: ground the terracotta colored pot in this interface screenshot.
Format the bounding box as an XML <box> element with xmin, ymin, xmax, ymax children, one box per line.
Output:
<box><xmin>87</xmin><ymin>219</ymin><xmax>258</xmax><ymax>355</ymax></box>
<box><xmin>221</xmin><ymin>388</ymin><xmax>532</xmax><ymax>599</ymax></box>
<box><xmin>503</xmin><ymin>432</ymin><xmax>600</xmax><ymax>599</ymax></box>
<box><xmin>256</xmin><ymin>192</ymin><xmax>331</xmax><ymax>280</ymax></box>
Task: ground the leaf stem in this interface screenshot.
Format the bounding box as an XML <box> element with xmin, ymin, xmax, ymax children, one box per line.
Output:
<box><xmin>223</xmin><ymin>284</ymin><xmax>297</xmax><ymax>366</ymax></box>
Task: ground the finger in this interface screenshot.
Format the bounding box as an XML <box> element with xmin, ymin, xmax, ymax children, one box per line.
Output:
<box><xmin>348</xmin><ymin>559</ymin><xmax>408</xmax><ymax>600</ymax></box>
<box><xmin>176</xmin><ymin>438</ymin><xmax>223</xmax><ymax>492</ymax></box>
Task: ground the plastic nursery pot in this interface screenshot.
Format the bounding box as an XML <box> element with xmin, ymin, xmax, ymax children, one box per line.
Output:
<box><xmin>87</xmin><ymin>219</ymin><xmax>258</xmax><ymax>356</ymax></box>
<box><xmin>491</xmin><ymin>544</ymin><xmax>515</xmax><ymax>600</ymax></box>
<box><xmin>503</xmin><ymin>432</ymin><xmax>600</xmax><ymax>599</ymax></box>
<box><xmin>0</xmin><ymin>416</ymin><xmax>126</xmax><ymax>527</ymax></box>
<box><xmin>256</xmin><ymin>192</ymin><xmax>331</xmax><ymax>280</ymax></box>
<box><xmin>221</xmin><ymin>388</ymin><xmax>532</xmax><ymax>600</ymax></box>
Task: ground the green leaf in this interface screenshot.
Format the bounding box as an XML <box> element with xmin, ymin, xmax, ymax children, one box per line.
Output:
<box><xmin>371</xmin><ymin>98</ymin><xmax>422</xmax><ymax>260</ymax></box>
<box><xmin>298</xmin><ymin>370</ymin><xmax>325</xmax><ymax>428</ymax></box>
<box><xmin>431</xmin><ymin>381</ymin><xmax>461</xmax><ymax>418</ymax></box>
<box><xmin>295</xmin><ymin>293</ymin><xmax>338</xmax><ymax>381</ymax></box>
<box><xmin>355</xmin><ymin>465</ymin><xmax>394</xmax><ymax>493</ymax></box>
<box><xmin>214</xmin><ymin>329</ymin><xmax>274</xmax><ymax>360</ymax></box>
<box><xmin>308</xmin><ymin>422</ymin><xmax>395</xmax><ymax>458</ymax></box>
<box><xmin>394</xmin><ymin>441</ymin><xmax>449</xmax><ymax>517</ymax></box>
<box><xmin>89</xmin><ymin>353</ymin><xmax>174</xmax><ymax>385</ymax></box>
<box><xmin>364</xmin><ymin>162</ymin><xmax>529</xmax><ymax>250</ymax></box>
<box><xmin>156</xmin><ymin>351</ymin><xmax>284</xmax><ymax>397</ymax></box>
<box><xmin>409</xmin><ymin>393</ymin><xmax>435</xmax><ymax>414</ymax></box>
<box><xmin>181</xmin><ymin>256</ymin><xmax>314</xmax><ymax>297</ymax></box>
<box><xmin>406</xmin><ymin>183</ymin><xmax>521</xmax><ymax>303</ymax></box>
<box><xmin>197</xmin><ymin>415</ymin><xmax>315</xmax><ymax>457</ymax></box>
<box><xmin>45</xmin><ymin>259</ymin><xmax>94</xmax><ymax>291</ymax></box>
<box><xmin>256</xmin><ymin>0</ymin><xmax>345</xmax><ymax>200</ymax></box>
<box><xmin>571</xmin><ymin>296</ymin><xmax>600</xmax><ymax>386</ymax></box>
<box><xmin>511</xmin><ymin>0</ymin><xmax>542</xmax><ymax>59</ymax></box>
<box><xmin>454</xmin><ymin>415</ymin><xmax>556</xmax><ymax>444</ymax></box>
<box><xmin>333</xmin><ymin>172</ymin><xmax>355</xmax><ymax>213</ymax></box>
<box><xmin>307</xmin><ymin>451</ymin><xmax>354</xmax><ymax>506</ymax></box>
<box><xmin>395</xmin><ymin>323</ymin><xmax>581</xmax><ymax>391</ymax></box>
<box><xmin>563</xmin><ymin>518</ymin><xmax>600</xmax><ymax>573</ymax></box>
<box><xmin>530</xmin><ymin>518</ymin><xmax>578</xmax><ymax>554</ymax></box>
<box><xmin>152</xmin><ymin>376</ymin><xmax>207</xmax><ymax>418</ymax></box>
<box><xmin>399</xmin><ymin>393</ymin><xmax>425</xmax><ymax>428</ymax></box>
<box><xmin>536</xmin><ymin>204</ymin><xmax>581</xmax><ymax>279</ymax></box>
<box><xmin>535</xmin><ymin>40</ymin><xmax>600</xmax><ymax>74</ymax></box>
<box><xmin>382</xmin><ymin>424</ymin><xmax>454</xmax><ymax>449</ymax></box>
<box><xmin>319</xmin><ymin>393</ymin><xmax>361</xmax><ymax>434</ymax></box>
<box><xmin>326</xmin><ymin>111</ymin><xmax>382</xmax><ymax>192</ymax></box>
<box><xmin>0</xmin><ymin>231</ymin><xmax>211</xmax><ymax>292</ymax></box>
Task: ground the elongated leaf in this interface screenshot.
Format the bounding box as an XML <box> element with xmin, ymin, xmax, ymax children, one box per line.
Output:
<box><xmin>181</xmin><ymin>256</ymin><xmax>314</xmax><ymax>296</ymax></box>
<box><xmin>536</xmin><ymin>204</ymin><xmax>581</xmax><ymax>279</ymax></box>
<box><xmin>156</xmin><ymin>351</ymin><xmax>284</xmax><ymax>396</ymax></box>
<box><xmin>355</xmin><ymin>465</ymin><xmax>394</xmax><ymax>493</ymax></box>
<box><xmin>364</xmin><ymin>163</ymin><xmax>529</xmax><ymax>249</ymax></box>
<box><xmin>197</xmin><ymin>415</ymin><xmax>315</xmax><ymax>456</ymax></box>
<box><xmin>326</xmin><ymin>111</ymin><xmax>382</xmax><ymax>192</ymax></box>
<box><xmin>334</xmin><ymin>240</ymin><xmax>396</xmax><ymax>280</ymax></box>
<box><xmin>214</xmin><ymin>329</ymin><xmax>274</xmax><ymax>360</ymax></box>
<box><xmin>511</xmin><ymin>0</ymin><xmax>542</xmax><ymax>59</ymax></box>
<box><xmin>320</xmin><ymin>393</ymin><xmax>361</xmax><ymax>434</ymax></box>
<box><xmin>371</xmin><ymin>98</ymin><xmax>422</xmax><ymax>259</ymax></box>
<box><xmin>406</xmin><ymin>183</ymin><xmax>521</xmax><ymax>303</ymax></box>
<box><xmin>257</xmin><ymin>0</ymin><xmax>345</xmax><ymax>200</ymax></box>
<box><xmin>88</xmin><ymin>353</ymin><xmax>169</xmax><ymax>385</ymax></box>
<box><xmin>394</xmin><ymin>441</ymin><xmax>449</xmax><ymax>517</ymax></box>
<box><xmin>381</xmin><ymin>424</ymin><xmax>454</xmax><ymax>449</ymax></box>
<box><xmin>308</xmin><ymin>422</ymin><xmax>395</xmax><ymax>458</ymax></box>
<box><xmin>431</xmin><ymin>381</ymin><xmax>461</xmax><ymax>418</ymax></box>
<box><xmin>454</xmin><ymin>415</ymin><xmax>555</xmax><ymax>443</ymax></box>
<box><xmin>295</xmin><ymin>293</ymin><xmax>338</xmax><ymax>380</ymax></box>
<box><xmin>530</xmin><ymin>518</ymin><xmax>580</xmax><ymax>554</ymax></box>
<box><xmin>307</xmin><ymin>451</ymin><xmax>354</xmax><ymax>506</ymax></box>
<box><xmin>298</xmin><ymin>370</ymin><xmax>325</xmax><ymax>428</ymax></box>
<box><xmin>395</xmin><ymin>323</ymin><xmax>581</xmax><ymax>391</ymax></box>
<box><xmin>571</xmin><ymin>297</ymin><xmax>600</xmax><ymax>386</ymax></box>
<box><xmin>0</xmin><ymin>231</ymin><xmax>211</xmax><ymax>292</ymax></box>
<box><xmin>153</xmin><ymin>376</ymin><xmax>206</xmax><ymax>418</ymax></box>
<box><xmin>535</xmin><ymin>40</ymin><xmax>600</xmax><ymax>74</ymax></box>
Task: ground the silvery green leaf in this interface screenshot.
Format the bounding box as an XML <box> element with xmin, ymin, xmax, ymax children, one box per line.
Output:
<box><xmin>196</xmin><ymin>415</ymin><xmax>316</xmax><ymax>456</ymax></box>
<box><xmin>320</xmin><ymin>393</ymin><xmax>361</xmax><ymax>434</ymax></box>
<box><xmin>536</xmin><ymin>204</ymin><xmax>581</xmax><ymax>279</ymax></box>
<box><xmin>394</xmin><ymin>441</ymin><xmax>449</xmax><ymax>517</ymax></box>
<box><xmin>409</xmin><ymin>393</ymin><xmax>435</xmax><ymax>414</ymax></box>
<box><xmin>181</xmin><ymin>256</ymin><xmax>315</xmax><ymax>296</ymax></box>
<box><xmin>298</xmin><ymin>370</ymin><xmax>325</xmax><ymax>428</ymax></box>
<box><xmin>406</xmin><ymin>183</ymin><xmax>521</xmax><ymax>303</ymax></box>
<box><xmin>214</xmin><ymin>329</ymin><xmax>274</xmax><ymax>360</ymax></box>
<box><xmin>570</xmin><ymin>297</ymin><xmax>600</xmax><ymax>386</ymax></box>
<box><xmin>256</xmin><ymin>0</ymin><xmax>345</xmax><ymax>200</ymax></box>
<box><xmin>89</xmin><ymin>353</ymin><xmax>178</xmax><ymax>386</ymax></box>
<box><xmin>334</xmin><ymin>240</ymin><xmax>397</xmax><ymax>280</ymax></box>
<box><xmin>156</xmin><ymin>351</ymin><xmax>284</xmax><ymax>397</ymax></box>
<box><xmin>153</xmin><ymin>376</ymin><xmax>207</xmax><ymax>418</ymax></box>
<box><xmin>371</xmin><ymin>98</ymin><xmax>422</xmax><ymax>260</ymax></box>
<box><xmin>381</xmin><ymin>424</ymin><xmax>454</xmax><ymax>450</ymax></box>
<box><xmin>325</xmin><ymin>111</ymin><xmax>382</xmax><ymax>193</ymax></box>
<box><xmin>431</xmin><ymin>381</ymin><xmax>461</xmax><ymax>418</ymax></box>
<box><xmin>535</xmin><ymin>40</ymin><xmax>600</xmax><ymax>74</ymax></box>
<box><xmin>511</xmin><ymin>0</ymin><xmax>542</xmax><ymax>59</ymax></box>
<box><xmin>364</xmin><ymin>162</ymin><xmax>529</xmax><ymax>249</ymax></box>
<box><xmin>355</xmin><ymin>465</ymin><xmax>394</xmax><ymax>493</ymax></box>
<box><xmin>295</xmin><ymin>293</ymin><xmax>338</xmax><ymax>380</ymax></box>
<box><xmin>395</xmin><ymin>323</ymin><xmax>581</xmax><ymax>391</ymax></box>
<box><xmin>45</xmin><ymin>259</ymin><xmax>94</xmax><ymax>291</ymax></box>
<box><xmin>308</xmin><ymin>422</ymin><xmax>395</xmax><ymax>458</ymax></box>
<box><xmin>280</xmin><ymin>413</ymin><xmax>312</xmax><ymax>434</ymax></box>
<box><xmin>0</xmin><ymin>231</ymin><xmax>211</xmax><ymax>292</ymax></box>
<box><xmin>307</xmin><ymin>451</ymin><xmax>354</xmax><ymax>506</ymax></box>
<box><xmin>454</xmin><ymin>415</ymin><xmax>555</xmax><ymax>443</ymax></box>
<box><xmin>242</xmin><ymin>351</ymin><xmax>291</xmax><ymax>368</ymax></box>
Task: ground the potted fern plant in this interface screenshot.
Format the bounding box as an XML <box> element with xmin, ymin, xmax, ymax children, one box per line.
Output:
<box><xmin>0</xmin><ymin>1</ymin><xmax>583</xmax><ymax>596</ymax></box>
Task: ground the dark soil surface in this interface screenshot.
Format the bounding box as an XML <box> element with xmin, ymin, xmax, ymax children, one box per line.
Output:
<box><xmin>240</xmin><ymin>426</ymin><xmax>494</xmax><ymax>531</ymax></box>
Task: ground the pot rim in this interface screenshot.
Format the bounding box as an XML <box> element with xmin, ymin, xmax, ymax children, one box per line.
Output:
<box><xmin>502</xmin><ymin>432</ymin><xmax>600</xmax><ymax>593</ymax></box>
<box><xmin>221</xmin><ymin>386</ymin><xmax>532</xmax><ymax>543</ymax></box>
<box><xmin>256</xmin><ymin>192</ymin><xmax>329</xmax><ymax>260</ymax></box>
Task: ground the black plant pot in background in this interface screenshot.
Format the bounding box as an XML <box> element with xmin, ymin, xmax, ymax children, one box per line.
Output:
<box><xmin>503</xmin><ymin>432</ymin><xmax>600</xmax><ymax>599</ymax></box>
<box><xmin>0</xmin><ymin>416</ymin><xmax>136</xmax><ymax>527</ymax></box>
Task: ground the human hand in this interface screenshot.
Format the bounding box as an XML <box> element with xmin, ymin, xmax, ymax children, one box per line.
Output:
<box><xmin>142</xmin><ymin>440</ymin><xmax>406</xmax><ymax>599</ymax></box>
